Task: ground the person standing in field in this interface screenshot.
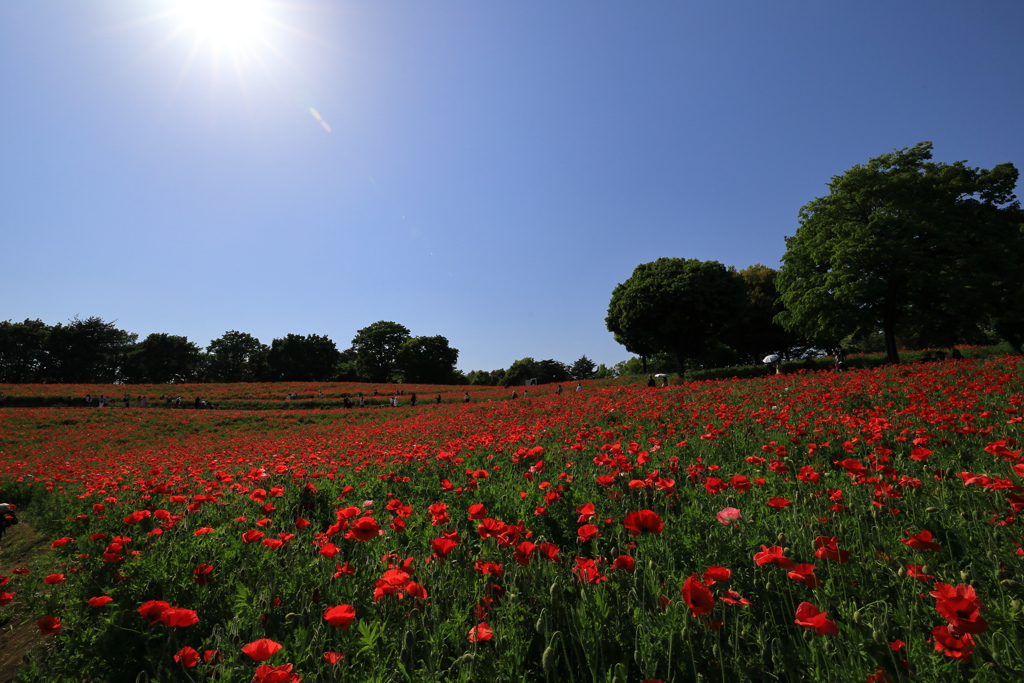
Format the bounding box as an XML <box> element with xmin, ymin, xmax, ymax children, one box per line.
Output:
<box><xmin>436</xmin><ymin>394</ymin><xmax>441</xmax><ymax>404</ymax></box>
<box><xmin>556</xmin><ymin>385</ymin><xmax>563</xmax><ymax>395</ymax></box>
<box><xmin>575</xmin><ymin>383</ymin><xmax>582</xmax><ymax>392</ymax></box>
<box><xmin>464</xmin><ymin>392</ymin><xmax>470</xmax><ymax>403</ymax></box>
<box><xmin>410</xmin><ymin>393</ymin><xmax>417</xmax><ymax>406</ymax></box>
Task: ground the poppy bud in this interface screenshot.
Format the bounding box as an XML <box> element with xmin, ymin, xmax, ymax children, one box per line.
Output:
<box><xmin>777</xmin><ymin>533</ymin><xmax>785</xmax><ymax>543</ymax></box>
<box><xmin>852</xmin><ymin>610</ymin><xmax>861</xmax><ymax>624</ymax></box>
<box><xmin>925</xmin><ymin>507</ymin><xmax>939</xmax><ymax>513</ymax></box>
<box><xmin>1001</xmin><ymin>580</ymin><xmax>1023</xmax><ymax>590</ymax></box>
<box><xmin>960</xmin><ymin>570</ymin><xmax>970</xmax><ymax>581</ymax></box>
<box><xmin>542</xmin><ymin>645</ymin><xmax>556</xmax><ymax>674</ymax></box>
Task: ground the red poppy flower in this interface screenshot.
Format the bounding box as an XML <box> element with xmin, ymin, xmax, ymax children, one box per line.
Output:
<box><xmin>406</xmin><ymin>581</ymin><xmax>428</xmax><ymax>599</ymax></box>
<box><xmin>512</xmin><ymin>542</ymin><xmax>535</xmax><ymax>566</ymax></box>
<box><xmin>611</xmin><ymin>555</ymin><xmax>635</xmax><ymax>572</ymax></box>
<box><xmin>576</xmin><ymin>503</ymin><xmax>596</xmax><ymax>523</ymax></box>
<box><xmin>573</xmin><ymin>557</ymin><xmax>608</xmax><ymax>584</ymax></box>
<box><xmin>43</xmin><ymin>574</ymin><xmax>66</xmax><ymax>585</ymax></box>
<box><xmin>87</xmin><ymin>595</ymin><xmax>113</xmax><ymax>607</ymax></box>
<box><xmin>536</xmin><ymin>542</ymin><xmax>559</xmax><ymax>562</ymax></box>
<box><xmin>931</xmin><ymin>624</ymin><xmax>975</xmax><ymax>660</ymax></box>
<box><xmin>430</xmin><ymin>537</ymin><xmax>457</xmax><ymax>558</ymax></box>
<box><xmin>905</xmin><ymin>564</ymin><xmax>935</xmax><ymax>582</ymax></box>
<box><xmin>702</xmin><ymin>566</ymin><xmax>731</xmax><ymax>585</ymax></box>
<box><xmin>202</xmin><ymin>650</ymin><xmax>221</xmax><ymax>664</ymax></box>
<box><xmin>682</xmin><ymin>574</ymin><xmax>716</xmax><ymax>616</ymax></box>
<box><xmin>0</xmin><ymin>592</ymin><xmax>16</xmax><ymax>606</ymax></box>
<box><xmin>138</xmin><ymin>600</ymin><xmax>171</xmax><ymax>624</ymax></box>
<box><xmin>252</xmin><ymin>663</ymin><xmax>301</xmax><ymax>683</ymax></box>
<box><xmin>577</xmin><ymin>524</ymin><xmax>600</xmax><ymax>542</ymax></box>
<box><xmin>753</xmin><ymin>545</ymin><xmax>794</xmax><ymax>569</ymax></box>
<box><xmin>193</xmin><ymin>564</ymin><xmax>215</xmax><ymax>586</ymax></box>
<box><xmin>37</xmin><ymin>615</ymin><xmax>61</xmax><ymax>635</ymax></box>
<box><xmin>324</xmin><ymin>652</ymin><xmax>344</xmax><ymax>664</ymax></box>
<box><xmin>467</xmin><ymin>503</ymin><xmax>487</xmax><ymax>520</ymax></box>
<box><xmin>241</xmin><ymin>530</ymin><xmax>265</xmax><ymax>544</ymax></box>
<box><xmin>468</xmin><ymin>622</ymin><xmax>493</xmax><ymax>642</ymax></box>
<box><xmin>930</xmin><ymin>583</ymin><xmax>987</xmax><ymax>636</ymax></box>
<box><xmin>787</xmin><ymin>564</ymin><xmax>822</xmax><ymax>589</ymax></box>
<box><xmin>901</xmin><ymin>530</ymin><xmax>941</xmax><ymax>552</ymax></box>
<box><xmin>262</xmin><ymin>538</ymin><xmax>285</xmax><ymax>550</ymax></box>
<box><xmin>794</xmin><ymin>602</ymin><xmax>839</xmax><ymax>636</ymax></box>
<box><xmin>242</xmin><ymin>638</ymin><xmax>283</xmax><ymax>661</ymax></box>
<box><xmin>766</xmin><ymin>497</ymin><xmax>792</xmax><ymax>509</ymax></box>
<box><xmin>324</xmin><ymin>604</ymin><xmax>356</xmax><ymax>629</ymax></box>
<box><xmin>50</xmin><ymin>537</ymin><xmax>73</xmax><ymax>548</ymax></box>
<box><xmin>813</xmin><ymin>536</ymin><xmax>851</xmax><ymax>563</ymax></box>
<box><xmin>161</xmin><ymin>607</ymin><xmax>199</xmax><ymax>628</ymax></box>
<box><xmin>194</xmin><ymin>527</ymin><xmax>215</xmax><ymax>535</ymax></box>
<box><xmin>622</xmin><ymin>510</ymin><xmax>664</xmax><ymax>537</ymax></box>
<box><xmin>173</xmin><ymin>646</ymin><xmax>199</xmax><ymax>667</ymax></box>
<box><xmin>345</xmin><ymin>517</ymin><xmax>380</xmax><ymax>541</ymax></box>
<box><xmin>12</xmin><ymin>568</ymin><xmax>29</xmax><ymax>575</ymax></box>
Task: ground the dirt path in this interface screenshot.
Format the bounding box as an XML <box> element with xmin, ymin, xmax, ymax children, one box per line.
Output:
<box><xmin>0</xmin><ymin>518</ymin><xmax>54</xmax><ymax>683</ymax></box>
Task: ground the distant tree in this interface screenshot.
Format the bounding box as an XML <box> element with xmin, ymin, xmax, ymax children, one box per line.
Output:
<box><xmin>613</xmin><ymin>353</ymin><xmax>677</xmax><ymax>377</ymax></box>
<box><xmin>606</xmin><ymin>258</ymin><xmax>745</xmax><ymax>376</ymax></box>
<box><xmin>776</xmin><ymin>142</ymin><xmax>1022</xmax><ymax>363</ymax></box>
<box><xmin>593</xmin><ymin>363</ymin><xmax>614</xmax><ymax>379</ymax></box>
<box><xmin>352</xmin><ymin>321</ymin><xmax>411</xmax><ymax>383</ymax></box>
<box><xmin>0</xmin><ymin>319</ymin><xmax>49</xmax><ymax>383</ymax></box>
<box><xmin>397</xmin><ymin>335</ymin><xmax>460</xmax><ymax>384</ymax></box>
<box><xmin>467</xmin><ymin>369</ymin><xmax>505</xmax><ymax>386</ymax></box>
<box><xmin>723</xmin><ymin>265</ymin><xmax>807</xmax><ymax>364</ymax></box>
<box><xmin>42</xmin><ymin>316</ymin><xmax>137</xmax><ymax>383</ymax></box>
<box><xmin>267</xmin><ymin>333</ymin><xmax>341</xmax><ymax>381</ymax></box>
<box><xmin>125</xmin><ymin>333</ymin><xmax>202</xmax><ymax>384</ymax></box>
<box><xmin>504</xmin><ymin>358</ymin><xmax>539</xmax><ymax>386</ymax></box>
<box><xmin>206</xmin><ymin>331</ymin><xmax>268</xmax><ymax>382</ymax></box>
<box><xmin>335</xmin><ymin>346</ymin><xmax>361</xmax><ymax>381</ymax></box>
<box><xmin>536</xmin><ymin>359</ymin><xmax>571</xmax><ymax>384</ymax></box>
<box><xmin>570</xmin><ymin>355</ymin><xmax>597</xmax><ymax>381</ymax></box>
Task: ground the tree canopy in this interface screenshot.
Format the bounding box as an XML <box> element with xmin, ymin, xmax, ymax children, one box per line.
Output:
<box><xmin>776</xmin><ymin>142</ymin><xmax>1022</xmax><ymax>363</ymax></box>
<box><xmin>605</xmin><ymin>258</ymin><xmax>746</xmax><ymax>374</ymax></box>
<box><xmin>397</xmin><ymin>335</ymin><xmax>460</xmax><ymax>384</ymax></box>
<box><xmin>206</xmin><ymin>331</ymin><xmax>268</xmax><ymax>382</ymax></box>
<box><xmin>352</xmin><ymin>321</ymin><xmax>411</xmax><ymax>383</ymax></box>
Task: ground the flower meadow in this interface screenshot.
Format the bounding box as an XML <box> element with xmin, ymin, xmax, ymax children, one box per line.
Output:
<box><xmin>1</xmin><ymin>358</ymin><xmax>1024</xmax><ymax>682</ymax></box>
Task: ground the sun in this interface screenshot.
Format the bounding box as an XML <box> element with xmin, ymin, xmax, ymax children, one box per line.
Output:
<box><xmin>169</xmin><ymin>0</ymin><xmax>273</xmax><ymax>56</ymax></box>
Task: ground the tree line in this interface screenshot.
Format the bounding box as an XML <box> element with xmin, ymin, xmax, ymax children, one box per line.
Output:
<box><xmin>0</xmin><ymin>319</ymin><xmax>460</xmax><ymax>385</ymax></box>
<box><xmin>606</xmin><ymin>142</ymin><xmax>1024</xmax><ymax>372</ymax></box>
<box><xmin>0</xmin><ymin>318</ymin><xmax>602</xmax><ymax>386</ymax></box>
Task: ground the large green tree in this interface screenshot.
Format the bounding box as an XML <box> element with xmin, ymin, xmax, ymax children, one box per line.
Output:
<box><xmin>42</xmin><ymin>316</ymin><xmax>137</xmax><ymax>383</ymax></box>
<box><xmin>397</xmin><ymin>335</ymin><xmax>459</xmax><ymax>384</ymax></box>
<box><xmin>776</xmin><ymin>142</ymin><xmax>1021</xmax><ymax>363</ymax></box>
<box><xmin>267</xmin><ymin>334</ymin><xmax>341</xmax><ymax>381</ymax></box>
<box><xmin>605</xmin><ymin>258</ymin><xmax>745</xmax><ymax>376</ymax></box>
<box><xmin>352</xmin><ymin>321</ymin><xmax>411</xmax><ymax>383</ymax></box>
<box><xmin>125</xmin><ymin>333</ymin><xmax>202</xmax><ymax>384</ymax></box>
<box><xmin>0</xmin><ymin>319</ymin><xmax>49</xmax><ymax>383</ymax></box>
<box><xmin>724</xmin><ymin>264</ymin><xmax>807</xmax><ymax>364</ymax></box>
<box><xmin>206</xmin><ymin>331</ymin><xmax>268</xmax><ymax>382</ymax></box>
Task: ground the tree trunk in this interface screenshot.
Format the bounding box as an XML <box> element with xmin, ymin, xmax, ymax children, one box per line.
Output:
<box><xmin>641</xmin><ymin>355</ymin><xmax>648</xmax><ymax>374</ymax></box>
<box><xmin>883</xmin><ymin>298</ymin><xmax>900</xmax><ymax>364</ymax></box>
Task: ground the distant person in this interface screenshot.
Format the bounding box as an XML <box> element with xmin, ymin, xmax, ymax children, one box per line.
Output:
<box><xmin>358</xmin><ymin>395</ymin><xmax>365</xmax><ymax>408</ymax></box>
<box><xmin>85</xmin><ymin>394</ymin><xmax>92</xmax><ymax>407</ymax></box>
<box><xmin>575</xmin><ymin>383</ymin><xmax>582</xmax><ymax>392</ymax></box>
<box><xmin>833</xmin><ymin>347</ymin><xmax>847</xmax><ymax>372</ymax></box>
<box><xmin>464</xmin><ymin>392</ymin><xmax>470</xmax><ymax>403</ymax></box>
<box><xmin>523</xmin><ymin>389</ymin><xmax>529</xmax><ymax>398</ymax></box>
<box><xmin>436</xmin><ymin>394</ymin><xmax>441</xmax><ymax>404</ymax></box>
<box><xmin>511</xmin><ymin>391</ymin><xmax>518</xmax><ymax>400</ymax></box>
<box><xmin>803</xmin><ymin>356</ymin><xmax>814</xmax><ymax>370</ymax></box>
<box><xmin>410</xmin><ymin>393</ymin><xmax>417</xmax><ymax>406</ymax></box>
<box><xmin>556</xmin><ymin>385</ymin><xmax>562</xmax><ymax>396</ymax></box>
<box><xmin>344</xmin><ymin>396</ymin><xmax>353</xmax><ymax>409</ymax></box>
<box><xmin>951</xmin><ymin>347</ymin><xmax>963</xmax><ymax>360</ymax></box>
<box><xmin>647</xmin><ymin>376</ymin><xmax>656</xmax><ymax>387</ymax></box>
<box><xmin>194</xmin><ymin>397</ymin><xmax>200</xmax><ymax>409</ymax></box>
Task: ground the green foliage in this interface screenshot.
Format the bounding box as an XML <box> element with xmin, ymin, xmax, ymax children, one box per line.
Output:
<box><xmin>725</xmin><ymin>265</ymin><xmax>808</xmax><ymax>364</ymax></box>
<box><xmin>606</xmin><ymin>258</ymin><xmax>746</xmax><ymax>374</ymax></box>
<box><xmin>397</xmin><ymin>335</ymin><xmax>460</xmax><ymax>384</ymax></box>
<box><xmin>124</xmin><ymin>333</ymin><xmax>202</xmax><ymax>384</ymax></box>
<box><xmin>0</xmin><ymin>318</ymin><xmax>49</xmax><ymax>382</ymax></box>
<box><xmin>569</xmin><ymin>355</ymin><xmax>597</xmax><ymax>381</ymax></box>
<box><xmin>777</xmin><ymin>142</ymin><xmax>1023</xmax><ymax>363</ymax></box>
<box><xmin>206</xmin><ymin>331</ymin><xmax>268</xmax><ymax>382</ymax></box>
<box><xmin>267</xmin><ymin>333</ymin><xmax>341</xmax><ymax>382</ymax></box>
<box><xmin>42</xmin><ymin>316</ymin><xmax>137</xmax><ymax>383</ymax></box>
<box><xmin>352</xmin><ymin>321</ymin><xmax>411</xmax><ymax>383</ymax></box>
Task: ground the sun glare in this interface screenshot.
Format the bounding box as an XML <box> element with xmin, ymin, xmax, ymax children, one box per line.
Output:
<box><xmin>171</xmin><ymin>0</ymin><xmax>271</xmax><ymax>55</ymax></box>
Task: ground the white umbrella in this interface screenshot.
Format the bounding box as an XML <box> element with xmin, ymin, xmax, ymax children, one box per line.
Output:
<box><xmin>763</xmin><ymin>354</ymin><xmax>780</xmax><ymax>364</ymax></box>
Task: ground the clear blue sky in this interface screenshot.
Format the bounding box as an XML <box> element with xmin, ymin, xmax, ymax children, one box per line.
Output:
<box><xmin>2</xmin><ymin>0</ymin><xmax>1022</xmax><ymax>372</ymax></box>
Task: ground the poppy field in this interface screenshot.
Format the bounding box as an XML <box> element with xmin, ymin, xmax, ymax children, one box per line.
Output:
<box><xmin>2</xmin><ymin>357</ymin><xmax>1024</xmax><ymax>682</ymax></box>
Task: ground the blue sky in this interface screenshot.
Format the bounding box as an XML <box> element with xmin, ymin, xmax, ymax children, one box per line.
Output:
<box><xmin>2</xmin><ymin>0</ymin><xmax>1022</xmax><ymax>373</ymax></box>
